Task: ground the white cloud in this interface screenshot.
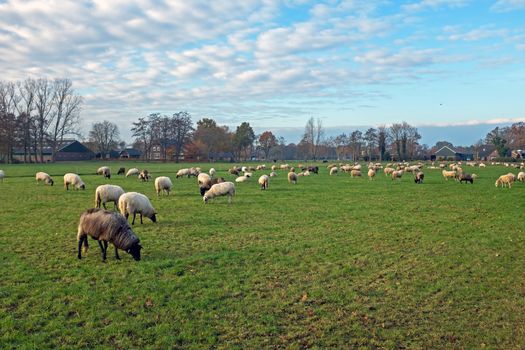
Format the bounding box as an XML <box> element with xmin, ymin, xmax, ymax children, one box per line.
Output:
<box><xmin>491</xmin><ymin>0</ymin><xmax>525</xmax><ymax>12</ymax></box>
<box><xmin>403</xmin><ymin>0</ymin><xmax>470</xmax><ymax>12</ymax></box>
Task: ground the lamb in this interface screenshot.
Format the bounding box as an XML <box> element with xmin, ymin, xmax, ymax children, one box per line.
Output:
<box><xmin>155</xmin><ymin>176</ymin><xmax>173</xmax><ymax>196</ymax></box>
<box><xmin>0</xmin><ymin>170</ymin><xmax>4</xmax><ymax>182</ymax></box>
<box><xmin>235</xmin><ymin>175</ymin><xmax>249</xmax><ymax>183</ymax></box>
<box><xmin>330</xmin><ymin>167</ymin><xmax>338</xmax><ymax>176</ymax></box>
<box><xmin>117</xmin><ymin>167</ymin><xmax>126</xmax><ymax>175</ymax></box>
<box><xmin>270</xmin><ymin>171</ymin><xmax>277</xmax><ymax>177</ymax></box>
<box><xmin>367</xmin><ymin>169</ymin><xmax>375</xmax><ymax>180</ymax></box>
<box><xmin>118</xmin><ymin>192</ymin><xmax>157</xmax><ymax>225</ymax></box>
<box><xmin>126</xmin><ymin>168</ymin><xmax>140</xmax><ymax>177</ymax></box>
<box><xmin>442</xmin><ymin>170</ymin><xmax>456</xmax><ymax>180</ymax></box>
<box><xmin>95</xmin><ymin>184</ymin><xmax>125</xmax><ymax>210</ymax></box>
<box><xmin>198</xmin><ymin>173</ymin><xmax>213</xmax><ymax>196</ymax></box>
<box><xmin>518</xmin><ymin>172</ymin><xmax>525</xmax><ymax>182</ymax></box>
<box><xmin>351</xmin><ymin>170</ymin><xmax>362</xmax><ymax>177</ymax></box>
<box><xmin>458</xmin><ymin>173</ymin><xmax>474</xmax><ymax>184</ymax></box>
<box><xmin>63</xmin><ymin>173</ymin><xmax>85</xmax><ymax>190</ymax></box>
<box><xmin>495</xmin><ymin>174</ymin><xmax>514</xmax><ymax>188</ymax></box>
<box><xmin>203</xmin><ymin>181</ymin><xmax>235</xmax><ymax>204</ymax></box>
<box><xmin>258</xmin><ymin>175</ymin><xmax>269</xmax><ymax>190</ymax></box>
<box><xmin>288</xmin><ymin>171</ymin><xmax>298</xmax><ymax>184</ymax></box>
<box><xmin>36</xmin><ymin>172</ymin><xmax>54</xmax><ymax>186</ymax></box>
<box><xmin>414</xmin><ymin>171</ymin><xmax>424</xmax><ymax>184</ymax></box>
<box><xmin>139</xmin><ymin>169</ymin><xmax>150</xmax><ymax>182</ymax></box>
<box><xmin>97</xmin><ymin>166</ymin><xmax>111</xmax><ymax>179</ymax></box>
<box><xmin>77</xmin><ymin>208</ymin><xmax>142</xmax><ymax>261</ymax></box>
<box><xmin>209</xmin><ymin>168</ymin><xmax>216</xmax><ymax>177</ymax></box>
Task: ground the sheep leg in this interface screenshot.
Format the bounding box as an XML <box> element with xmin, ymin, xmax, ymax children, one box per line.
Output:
<box><xmin>98</xmin><ymin>240</ymin><xmax>105</xmax><ymax>261</ymax></box>
<box><xmin>140</xmin><ymin>214</ymin><xmax>143</xmax><ymax>224</ymax></box>
<box><xmin>103</xmin><ymin>241</ymin><xmax>108</xmax><ymax>260</ymax></box>
<box><xmin>114</xmin><ymin>246</ymin><xmax>120</xmax><ymax>260</ymax></box>
<box><xmin>131</xmin><ymin>213</ymin><xmax>136</xmax><ymax>225</ymax></box>
<box><xmin>77</xmin><ymin>236</ymin><xmax>85</xmax><ymax>259</ymax></box>
<box><xmin>102</xmin><ymin>203</ymin><xmax>107</xmax><ymax>210</ymax></box>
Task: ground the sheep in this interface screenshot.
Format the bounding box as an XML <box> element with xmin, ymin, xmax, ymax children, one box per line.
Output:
<box><xmin>64</xmin><ymin>173</ymin><xmax>85</xmax><ymax>190</ymax></box>
<box><xmin>384</xmin><ymin>167</ymin><xmax>395</xmax><ymax>176</ymax></box>
<box><xmin>203</xmin><ymin>182</ymin><xmax>235</xmax><ymax>204</ymax></box>
<box><xmin>117</xmin><ymin>167</ymin><xmax>125</xmax><ymax>175</ymax></box>
<box><xmin>330</xmin><ymin>167</ymin><xmax>338</xmax><ymax>176</ymax></box>
<box><xmin>307</xmin><ymin>166</ymin><xmax>319</xmax><ymax>174</ymax></box>
<box><xmin>495</xmin><ymin>174</ymin><xmax>514</xmax><ymax>188</ymax></box>
<box><xmin>155</xmin><ymin>176</ymin><xmax>173</xmax><ymax>196</ymax></box>
<box><xmin>198</xmin><ymin>173</ymin><xmax>213</xmax><ymax>196</ymax></box>
<box><xmin>229</xmin><ymin>168</ymin><xmax>240</xmax><ymax>176</ymax></box>
<box><xmin>442</xmin><ymin>170</ymin><xmax>456</xmax><ymax>180</ymax></box>
<box><xmin>241</xmin><ymin>166</ymin><xmax>247</xmax><ymax>172</ymax></box>
<box><xmin>507</xmin><ymin>173</ymin><xmax>517</xmax><ymax>182</ymax></box>
<box><xmin>270</xmin><ymin>171</ymin><xmax>277</xmax><ymax>177</ymax></box>
<box><xmin>189</xmin><ymin>167</ymin><xmax>200</xmax><ymax>177</ymax></box>
<box><xmin>209</xmin><ymin>168</ymin><xmax>216</xmax><ymax>177</ymax></box>
<box><xmin>479</xmin><ymin>163</ymin><xmax>486</xmax><ymax>168</ymax></box>
<box><xmin>341</xmin><ymin>165</ymin><xmax>352</xmax><ymax>173</ymax></box>
<box><xmin>518</xmin><ymin>172</ymin><xmax>525</xmax><ymax>182</ymax></box>
<box><xmin>77</xmin><ymin>208</ymin><xmax>142</xmax><ymax>261</ymax></box>
<box><xmin>139</xmin><ymin>169</ymin><xmax>150</xmax><ymax>182</ymax></box>
<box><xmin>97</xmin><ymin>166</ymin><xmax>111</xmax><ymax>179</ymax></box>
<box><xmin>118</xmin><ymin>192</ymin><xmax>157</xmax><ymax>225</ymax></box>
<box><xmin>288</xmin><ymin>171</ymin><xmax>298</xmax><ymax>184</ymax></box>
<box><xmin>35</xmin><ymin>172</ymin><xmax>54</xmax><ymax>186</ymax></box>
<box><xmin>0</xmin><ymin>170</ymin><xmax>4</xmax><ymax>182</ymax></box>
<box><xmin>280</xmin><ymin>164</ymin><xmax>289</xmax><ymax>170</ymax></box>
<box><xmin>176</xmin><ymin>168</ymin><xmax>190</xmax><ymax>178</ymax></box>
<box><xmin>95</xmin><ymin>184</ymin><xmax>125</xmax><ymax>210</ymax></box>
<box><xmin>367</xmin><ymin>169</ymin><xmax>375</xmax><ymax>180</ymax></box>
<box><xmin>235</xmin><ymin>175</ymin><xmax>249</xmax><ymax>183</ymax></box>
<box><xmin>256</xmin><ymin>165</ymin><xmax>266</xmax><ymax>170</ymax></box>
<box><xmin>271</xmin><ymin>165</ymin><xmax>277</xmax><ymax>171</ymax></box>
<box><xmin>414</xmin><ymin>171</ymin><xmax>424</xmax><ymax>184</ymax></box>
<box><xmin>351</xmin><ymin>170</ymin><xmax>362</xmax><ymax>178</ymax></box>
<box><xmin>244</xmin><ymin>172</ymin><xmax>253</xmax><ymax>178</ymax></box>
<box><xmin>126</xmin><ymin>168</ymin><xmax>140</xmax><ymax>177</ymax></box>
<box><xmin>458</xmin><ymin>173</ymin><xmax>474</xmax><ymax>184</ymax></box>
<box><xmin>211</xmin><ymin>177</ymin><xmax>225</xmax><ymax>185</ymax></box>
<box><xmin>258</xmin><ymin>175</ymin><xmax>269</xmax><ymax>190</ymax></box>
<box><xmin>391</xmin><ymin>170</ymin><xmax>403</xmax><ymax>180</ymax></box>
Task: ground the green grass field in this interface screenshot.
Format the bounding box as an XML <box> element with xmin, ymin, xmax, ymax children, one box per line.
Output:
<box><xmin>1</xmin><ymin>161</ymin><xmax>524</xmax><ymax>349</ymax></box>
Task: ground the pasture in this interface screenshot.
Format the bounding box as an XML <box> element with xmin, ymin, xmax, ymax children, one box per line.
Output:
<box><xmin>1</xmin><ymin>161</ymin><xmax>524</xmax><ymax>348</ymax></box>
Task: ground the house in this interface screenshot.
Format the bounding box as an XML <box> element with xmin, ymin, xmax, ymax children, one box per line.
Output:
<box><xmin>95</xmin><ymin>149</ymin><xmax>121</xmax><ymax>160</ymax></box>
<box><xmin>120</xmin><ymin>148</ymin><xmax>142</xmax><ymax>159</ymax></box>
<box><xmin>54</xmin><ymin>140</ymin><xmax>95</xmax><ymax>161</ymax></box>
<box><xmin>478</xmin><ymin>145</ymin><xmax>496</xmax><ymax>161</ymax></box>
<box><xmin>12</xmin><ymin>147</ymin><xmax>53</xmax><ymax>163</ymax></box>
<box><xmin>511</xmin><ymin>150</ymin><xmax>525</xmax><ymax>159</ymax></box>
<box><xmin>434</xmin><ymin>146</ymin><xmax>473</xmax><ymax>161</ymax></box>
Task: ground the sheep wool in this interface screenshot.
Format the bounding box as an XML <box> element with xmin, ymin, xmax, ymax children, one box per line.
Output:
<box><xmin>36</xmin><ymin>172</ymin><xmax>54</xmax><ymax>186</ymax></box>
<box><xmin>288</xmin><ymin>172</ymin><xmax>297</xmax><ymax>184</ymax></box>
<box><xmin>367</xmin><ymin>169</ymin><xmax>375</xmax><ymax>180</ymax></box>
<box><xmin>209</xmin><ymin>168</ymin><xmax>216</xmax><ymax>177</ymax></box>
<box><xmin>97</xmin><ymin>166</ymin><xmax>111</xmax><ymax>179</ymax></box>
<box><xmin>235</xmin><ymin>175</ymin><xmax>249</xmax><ymax>183</ymax></box>
<box><xmin>258</xmin><ymin>175</ymin><xmax>269</xmax><ymax>190</ymax></box>
<box><xmin>176</xmin><ymin>168</ymin><xmax>190</xmax><ymax>178</ymax></box>
<box><xmin>330</xmin><ymin>167</ymin><xmax>338</xmax><ymax>176</ymax></box>
<box><xmin>198</xmin><ymin>173</ymin><xmax>212</xmax><ymax>196</ymax></box>
<box><xmin>203</xmin><ymin>182</ymin><xmax>235</xmax><ymax>204</ymax></box>
<box><xmin>95</xmin><ymin>184</ymin><xmax>125</xmax><ymax>209</ymax></box>
<box><xmin>118</xmin><ymin>192</ymin><xmax>157</xmax><ymax>225</ymax></box>
<box><xmin>64</xmin><ymin>173</ymin><xmax>85</xmax><ymax>190</ymax></box>
<box><xmin>126</xmin><ymin>168</ymin><xmax>140</xmax><ymax>177</ymax></box>
<box><xmin>77</xmin><ymin>208</ymin><xmax>142</xmax><ymax>261</ymax></box>
<box><xmin>518</xmin><ymin>172</ymin><xmax>525</xmax><ymax>182</ymax></box>
<box><xmin>270</xmin><ymin>171</ymin><xmax>277</xmax><ymax>177</ymax></box>
<box><xmin>155</xmin><ymin>176</ymin><xmax>173</xmax><ymax>196</ymax></box>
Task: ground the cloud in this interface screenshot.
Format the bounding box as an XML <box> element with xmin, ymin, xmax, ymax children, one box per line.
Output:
<box><xmin>402</xmin><ymin>0</ymin><xmax>470</xmax><ymax>12</ymax></box>
<box><xmin>491</xmin><ymin>0</ymin><xmax>525</xmax><ymax>12</ymax></box>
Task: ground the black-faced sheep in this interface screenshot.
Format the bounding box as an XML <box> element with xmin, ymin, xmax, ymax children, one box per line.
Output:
<box><xmin>458</xmin><ymin>173</ymin><xmax>474</xmax><ymax>184</ymax></box>
<box><xmin>139</xmin><ymin>169</ymin><xmax>150</xmax><ymax>182</ymax></box>
<box><xmin>198</xmin><ymin>173</ymin><xmax>212</xmax><ymax>196</ymax></box>
<box><xmin>118</xmin><ymin>192</ymin><xmax>157</xmax><ymax>225</ymax></box>
<box><xmin>155</xmin><ymin>176</ymin><xmax>173</xmax><ymax>196</ymax></box>
<box><xmin>95</xmin><ymin>184</ymin><xmax>125</xmax><ymax>210</ymax></box>
<box><xmin>126</xmin><ymin>168</ymin><xmax>140</xmax><ymax>177</ymax></box>
<box><xmin>117</xmin><ymin>167</ymin><xmax>125</xmax><ymax>175</ymax></box>
<box><xmin>414</xmin><ymin>171</ymin><xmax>424</xmax><ymax>184</ymax></box>
<box><xmin>77</xmin><ymin>208</ymin><xmax>142</xmax><ymax>261</ymax></box>
<box><xmin>36</xmin><ymin>172</ymin><xmax>54</xmax><ymax>186</ymax></box>
<box><xmin>203</xmin><ymin>182</ymin><xmax>235</xmax><ymax>204</ymax></box>
<box><xmin>97</xmin><ymin>166</ymin><xmax>111</xmax><ymax>179</ymax></box>
<box><xmin>64</xmin><ymin>173</ymin><xmax>85</xmax><ymax>190</ymax></box>
<box><xmin>307</xmin><ymin>166</ymin><xmax>319</xmax><ymax>174</ymax></box>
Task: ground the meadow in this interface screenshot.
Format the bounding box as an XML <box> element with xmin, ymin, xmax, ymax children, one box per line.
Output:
<box><xmin>1</xmin><ymin>161</ymin><xmax>524</xmax><ymax>349</ymax></box>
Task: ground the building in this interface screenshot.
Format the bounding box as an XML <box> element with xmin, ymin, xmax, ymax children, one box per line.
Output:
<box><xmin>434</xmin><ymin>146</ymin><xmax>473</xmax><ymax>161</ymax></box>
<box><xmin>120</xmin><ymin>148</ymin><xmax>142</xmax><ymax>159</ymax></box>
<box><xmin>54</xmin><ymin>140</ymin><xmax>95</xmax><ymax>161</ymax></box>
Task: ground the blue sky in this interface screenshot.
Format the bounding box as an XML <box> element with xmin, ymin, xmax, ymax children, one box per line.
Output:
<box><xmin>1</xmin><ymin>0</ymin><xmax>524</xmax><ymax>146</ymax></box>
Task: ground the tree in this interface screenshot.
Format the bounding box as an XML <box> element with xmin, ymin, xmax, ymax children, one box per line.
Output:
<box><xmin>89</xmin><ymin>121</ymin><xmax>120</xmax><ymax>157</ymax></box>
<box><xmin>486</xmin><ymin>127</ymin><xmax>509</xmax><ymax>157</ymax></box>
<box><xmin>131</xmin><ymin>114</ymin><xmax>159</xmax><ymax>161</ymax></box>
<box><xmin>233</xmin><ymin>122</ymin><xmax>255</xmax><ymax>161</ymax></box>
<box><xmin>193</xmin><ymin>118</ymin><xmax>232</xmax><ymax>161</ymax></box>
<box><xmin>34</xmin><ymin>78</ymin><xmax>54</xmax><ymax>163</ymax></box>
<box><xmin>170</xmin><ymin>111</ymin><xmax>194</xmax><ymax>163</ymax></box>
<box><xmin>349</xmin><ymin>130</ymin><xmax>363</xmax><ymax>161</ymax></box>
<box><xmin>377</xmin><ymin>125</ymin><xmax>388</xmax><ymax>161</ymax></box>
<box><xmin>507</xmin><ymin>122</ymin><xmax>525</xmax><ymax>150</ymax></box>
<box><xmin>302</xmin><ymin>117</ymin><xmax>324</xmax><ymax>160</ymax></box>
<box><xmin>258</xmin><ymin>131</ymin><xmax>278</xmax><ymax>160</ymax></box>
<box><xmin>331</xmin><ymin>133</ymin><xmax>348</xmax><ymax>160</ymax></box>
<box><xmin>363</xmin><ymin>128</ymin><xmax>377</xmax><ymax>161</ymax></box>
<box><xmin>389</xmin><ymin>122</ymin><xmax>420</xmax><ymax>161</ymax></box>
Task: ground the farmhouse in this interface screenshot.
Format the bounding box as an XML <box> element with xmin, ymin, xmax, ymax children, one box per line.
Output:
<box><xmin>120</xmin><ymin>148</ymin><xmax>142</xmax><ymax>159</ymax></box>
<box><xmin>434</xmin><ymin>146</ymin><xmax>473</xmax><ymax>161</ymax></box>
<box><xmin>54</xmin><ymin>140</ymin><xmax>95</xmax><ymax>161</ymax></box>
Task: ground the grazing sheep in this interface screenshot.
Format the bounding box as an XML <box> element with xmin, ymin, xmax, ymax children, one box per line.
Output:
<box><xmin>155</xmin><ymin>176</ymin><xmax>173</xmax><ymax>196</ymax></box>
<box><xmin>244</xmin><ymin>172</ymin><xmax>253</xmax><ymax>178</ymax></box>
<box><xmin>77</xmin><ymin>208</ymin><xmax>142</xmax><ymax>261</ymax></box>
<box><xmin>35</xmin><ymin>172</ymin><xmax>54</xmax><ymax>186</ymax></box>
<box><xmin>280</xmin><ymin>164</ymin><xmax>289</xmax><ymax>170</ymax></box>
<box><xmin>330</xmin><ymin>167</ymin><xmax>338</xmax><ymax>176</ymax></box>
<box><xmin>235</xmin><ymin>175</ymin><xmax>249</xmax><ymax>183</ymax></box>
<box><xmin>64</xmin><ymin>173</ymin><xmax>85</xmax><ymax>190</ymax></box>
<box><xmin>209</xmin><ymin>168</ymin><xmax>216</xmax><ymax>177</ymax></box>
<box><xmin>176</xmin><ymin>168</ymin><xmax>190</xmax><ymax>178</ymax></box>
<box><xmin>518</xmin><ymin>172</ymin><xmax>525</xmax><ymax>182</ymax></box>
<box><xmin>126</xmin><ymin>168</ymin><xmax>140</xmax><ymax>177</ymax></box>
<box><xmin>495</xmin><ymin>174</ymin><xmax>514</xmax><ymax>188</ymax></box>
<box><xmin>442</xmin><ymin>170</ymin><xmax>456</xmax><ymax>180</ymax></box>
<box><xmin>189</xmin><ymin>167</ymin><xmax>200</xmax><ymax>177</ymax></box>
<box><xmin>118</xmin><ymin>192</ymin><xmax>157</xmax><ymax>225</ymax></box>
<box><xmin>256</xmin><ymin>165</ymin><xmax>266</xmax><ymax>170</ymax></box>
<box><xmin>507</xmin><ymin>173</ymin><xmax>517</xmax><ymax>182</ymax></box>
<box><xmin>117</xmin><ymin>167</ymin><xmax>125</xmax><ymax>175</ymax></box>
<box><xmin>139</xmin><ymin>169</ymin><xmax>150</xmax><ymax>182</ymax></box>
<box><xmin>351</xmin><ymin>170</ymin><xmax>362</xmax><ymax>178</ymax></box>
<box><xmin>288</xmin><ymin>171</ymin><xmax>298</xmax><ymax>184</ymax></box>
<box><xmin>367</xmin><ymin>169</ymin><xmax>375</xmax><ymax>180</ymax></box>
<box><xmin>203</xmin><ymin>182</ymin><xmax>235</xmax><ymax>204</ymax></box>
<box><xmin>458</xmin><ymin>173</ymin><xmax>474</xmax><ymax>184</ymax></box>
<box><xmin>229</xmin><ymin>168</ymin><xmax>240</xmax><ymax>176</ymax></box>
<box><xmin>341</xmin><ymin>165</ymin><xmax>352</xmax><ymax>173</ymax></box>
<box><xmin>307</xmin><ymin>166</ymin><xmax>319</xmax><ymax>174</ymax></box>
<box><xmin>271</xmin><ymin>165</ymin><xmax>277</xmax><ymax>171</ymax></box>
<box><xmin>97</xmin><ymin>166</ymin><xmax>111</xmax><ymax>179</ymax></box>
<box><xmin>391</xmin><ymin>170</ymin><xmax>403</xmax><ymax>180</ymax></box>
<box><xmin>414</xmin><ymin>171</ymin><xmax>424</xmax><ymax>184</ymax></box>
<box><xmin>270</xmin><ymin>171</ymin><xmax>277</xmax><ymax>177</ymax></box>
<box><xmin>0</xmin><ymin>170</ymin><xmax>4</xmax><ymax>182</ymax></box>
<box><xmin>211</xmin><ymin>177</ymin><xmax>225</xmax><ymax>186</ymax></box>
<box><xmin>479</xmin><ymin>163</ymin><xmax>486</xmax><ymax>168</ymax></box>
<box><xmin>95</xmin><ymin>184</ymin><xmax>125</xmax><ymax>210</ymax></box>
<box><xmin>198</xmin><ymin>173</ymin><xmax>213</xmax><ymax>196</ymax></box>
<box><xmin>384</xmin><ymin>167</ymin><xmax>395</xmax><ymax>176</ymax></box>
<box><xmin>258</xmin><ymin>175</ymin><xmax>269</xmax><ymax>190</ymax></box>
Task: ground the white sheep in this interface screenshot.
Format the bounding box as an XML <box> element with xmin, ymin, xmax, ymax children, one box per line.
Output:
<box><xmin>176</xmin><ymin>168</ymin><xmax>190</xmax><ymax>178</ymax></box>
<box><xmin>64</xmin><ymin>173</ymin><xmax>85</xmax><ymax>190</ymax></box>
<box><xmin>198</xmin><ymin>173</ymin><xmax>212</xmax><ymax>196</ymax></box>
<box><xmin>330</xmin><ymin>167</ymin><xmax>338</xmax><ymax>176</ymax></box>
<box><xmin>95</xmin><ymin>184</ymin><xmax>125</xmax><ymax>210</ymax></box>
<box><xmin>244</xmin><ymin>172</ymin><xmax>253</xmax><ymax>178</ymax></box>
<box><xmin>97</xmin><ymin>166</ymin><xmax>111</xmax><ymax>179</ymax></box>
<box><xmin>518</xmin><ymin>172</ymin><xmax>525</xmax><ymax>182</ymax></box>
<box><xmin>209</xmin><ymin>168</ymin><xmax>216</xmax><ymax>177</ymax></box>
<box><xmin>258</xmin><ymin>175</ymin><xmax>269</xmax><ymax>190</ymax></box>
<box><xmin>118</xmin><ymin>192</ymin><xmax>157</xmax><ymax>225</ymax></box>
<box><xmin>270</xmin><ymin>171</ymin><xmax>277</xmax><ymax>177</ymax></box>
<box><xmin>36</xmin><ymin>172</ymin><xmax>54</xmax><ymax>186</ymax></box>
<box><xmin>155</xmin><ymin>176</ymin><xmax>173</xmax><ymax>196</ymax></box>
<box><xmin>235</xmin><ymin>175</ymin><xmax>249</xmax><ymax>183</ymax></box>
<box><xmin>203</xmin><ymin>182</ymin><xmax>235</xmax><ymax>204</ymax></box>
<box><xmin>288</xmin><ymin>171</ymin><xmax>297</xmax><ymax>184</ymax></box>
<box><xmin>0</xmin><ymin>170</ymin><xmax>4</xmax><ymax>182</ymax></box>
<box><xmin>367</xmin><ymin>169</ymin><xmax>375</xmax><ymax>180</ymax></box>
<box><xmin>126</xmin><ymin>168</ymin><xmax>140</xmax><ymax>177</ymax></box>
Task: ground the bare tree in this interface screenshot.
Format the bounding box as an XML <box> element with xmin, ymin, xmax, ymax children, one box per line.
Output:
<box><xmin>15</xmin><ymin>79</ymin><xmax>36</xmax><ymax>162</ymax></box>
<box><xmin>390</xmin><ymin>122</ymin><xmax>420</xmax><ymax>161</ymax></box>
<box><xmin>302</xmin><ymin>117</ymin><xmax>324</xmax><ymax>160</ymax></box>
<box><xmin>363</xmin><ymin>128</ymin><xmax>377</xmax><ymax>161</ymax></box>
<box><xmin>377</xmin><ymin>125</ymin><xmax>389</xmax><ymax>161</ymax></box>
<box><xmin>89</xmin><ymin>121</ymin><xmax>120</xmax><ymax>157</ymax></box>
<box><xmin>171</xmin><ymin>111</ymin><xmax>193</xmax><ymax>163</ymax></box>
<box><xmin>34</xmin><ymin>78</ymin><xmax>55</xmax><ymax>162</ymax></box>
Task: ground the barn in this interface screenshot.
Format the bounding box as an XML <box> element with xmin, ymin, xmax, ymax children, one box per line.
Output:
<box><xmin>434</xmin><ymin>146</ymin><xmax>473</xmax><ymax>161</ymax></box>
<box><xmin>54</xmin><ymin>140</ymin><xmax>95</xmax><ymax>161</ymax></box>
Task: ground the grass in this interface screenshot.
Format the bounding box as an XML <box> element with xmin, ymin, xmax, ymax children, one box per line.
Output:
<box><xmin>1</xmin><ymin>161</ymin><xmax>525</xmax><ymax>348</ymax></box>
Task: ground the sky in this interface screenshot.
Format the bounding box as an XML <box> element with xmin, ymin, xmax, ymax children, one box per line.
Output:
<box><xmin>1</xmin><ymin>0</ymin><xmax>524</xmax><ymax>146</ymax></box>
